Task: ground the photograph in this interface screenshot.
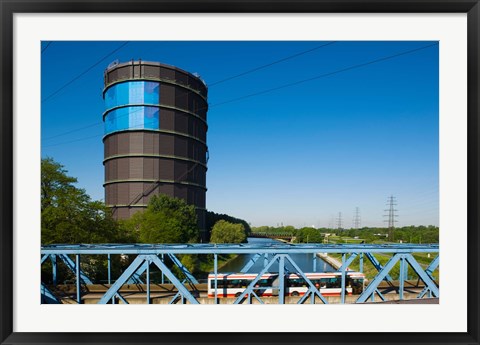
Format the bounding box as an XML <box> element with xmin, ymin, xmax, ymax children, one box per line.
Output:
<box><xmin>1</xmin><ymin>3</ymin><xmax>478</xmax><ymax>344</ymax></box>
<box><xmin>40</xmin><ymin>40</ymin><xmax>440</xmax><ymax>305</ymax></box>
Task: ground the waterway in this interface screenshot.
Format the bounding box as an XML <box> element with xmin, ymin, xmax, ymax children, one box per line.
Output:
<box><xmin>218</xmin><ymin>237</ymin><xmax>334</xmax><ymax>273</ymax></box>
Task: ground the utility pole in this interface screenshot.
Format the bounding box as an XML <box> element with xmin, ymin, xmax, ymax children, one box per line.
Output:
<box><xmin>384</xmin><ymin>196</ymin><xmax>398</xmax><ymax>241</ymax></box>
<box><xmin>353</xmin><ymin>207</ymin><xmax>361</xmax><ymax>229</ymax></box>
<box><xmin>336</xmin><ymin>212</ymin><xmax>343</xmax><ymax>230</ymax></box>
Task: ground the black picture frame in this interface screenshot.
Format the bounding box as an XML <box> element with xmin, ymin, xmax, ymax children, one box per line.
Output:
<box><xmin>1</xmin><ymin>1</ymin><xmax>479</xmax><ymax>344</ymax></box>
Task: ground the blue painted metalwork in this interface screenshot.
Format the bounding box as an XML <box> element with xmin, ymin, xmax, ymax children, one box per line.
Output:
<box><xmin>399</xmin><ymin>255</ymin><xmax>406</xmax><ymax>300</ymax></box>
<box><xmin>364</xmin><ymin>252</ymin><xmax>394</xmax><ymax>283</ymax></box>
<box><xmin>98</xmin><ymin>255</ymin><xmax>145</xmax><ymax>304</ymax></box>
<box><xmin>41</xmin><ymin>243</ymin><xmax>439</xmax><ymax>305</ymax></box>
<box><xmin>285</xmin><ymin>255</ymin><xmax>327</xmax><ymax>304</ymax></box>
<box><xmin>58</xmin><ymin>254</ymin><xmax>93</xmax><ymax>285</ymax></box>
<box><xmin>167</xmin><ymin>254</ymin><xmax>199</xmax><ymax>284</ymax></box>
<box><xmin>50</xmin><ymin>255</ymin><xmax>57</xmax><ymax>286</ymax></box>
<box><xmin>233</xmin><ymin>254</ymin><xmax>279</xmax><ymax>304</ymax></box>
<box><xmin>41</xmin><ymin>254</ymin><xmax>49</xmax><ymax>265</ymax></box>
<box><xmin>357</xmin><ymin>254</ymin><xmax>402</xmax><ymax>303</ymax></box>
<box><xmin>146</xmin><ymin>260</ymin><xmax>151</xmax><ymax>305</ymax></box>
<box><xmin>75</xmin><ymin>255</ymin><xmax>81</xmax><ymax>304</ymax></box>
<box><xmin>41</xmin><ymin>243</ymin><xmax>439</xmax><ymax>255</ymax></box>
<box><xmin>418</xmin><ymin>255</ymin><xmax>439</xmax><ymax>298</ymax></box>
<box><xmin>278</xmin><ymin>255</ymin><xmax>285</xmax><ymax>304</ymax></box>
<box><xmin>214</xmin><ymin>254</ymin><xmax>218</xmax><ymax>303</ymax></box>
<box><xmin>149</xmin><ymin>255</ymin><xmax>199</xmax><ymax>304</ymax></box>
<box><xmin>359</xmin><ymin>252</ymin><xmax>364</xmax><ymax>273</ymax></box>
<box><xmin>405</xmin><ymin>254</ymin><xmax>439</xmax><ymax>297</ymax></box>
<box><xmin>240</xmin><ymin>253</ymin><xmax>261</xmax><ymax>273</ymax></box>
<box><xmin>41</xmin><ymin>282</ymin><xmax>60</xmax><ymax>304</ymax></box>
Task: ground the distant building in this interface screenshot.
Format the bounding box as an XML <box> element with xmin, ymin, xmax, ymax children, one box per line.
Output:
<box><xmin>102</xmin><ymin>60</ymin><xmax>208</xmax><ymax>239</ymax></box>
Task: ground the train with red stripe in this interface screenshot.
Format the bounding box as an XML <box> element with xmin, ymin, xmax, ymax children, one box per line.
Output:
<box><xmin>207</xmin><ymin>271</ymin><xmax>366</xmax><ymax>298</ymax></box>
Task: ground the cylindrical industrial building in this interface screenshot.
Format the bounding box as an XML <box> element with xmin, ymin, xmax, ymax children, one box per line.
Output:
<box><xmin>102</xmin><ymin>60</ymin><xmax>208</xmax><ymax>238</ymax></box>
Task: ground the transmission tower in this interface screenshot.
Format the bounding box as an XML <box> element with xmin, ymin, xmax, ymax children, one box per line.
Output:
<box><xmin>353</xmin><ymin>207</ymin><xmax>361</xmax><ymax>229</ymax></box>
<box><xmin>336</xmin><ymin>212</ymin><xmax>343</xmax><ymax>230</ymax></box>
<box><xmin>384</xmin><ymin>196</ymin><xmax>398</xmax><ymax>241</ymax></box>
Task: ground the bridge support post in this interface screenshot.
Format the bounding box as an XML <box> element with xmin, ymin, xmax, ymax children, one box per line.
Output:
<box><xmin>399</xmin><ymin>255</ymin><xmax>406</xmax><ymax>300</ymax></box>
<box><xmin>359</xmin><ymin>253</ymin><xmax>364</xmax><ymax>273</ymax></box>
<box><xmin>146</xmin><ymin>259</ymin><xmax>151</xmax><ymax>305</ymax></box>
<box><xmin>278</xmin><ymin>255</ymin><xmax>285</xmax><ymax>305</ymax></box>
<box><xmin>75</xmin><ymin>254</ymin><xmax>81</xmax><ymax>304</ymax></box>
<box><xmin>214</xmin><ymin>254</ymin><xmax>218</xmax><ymax>304</ymax></box>
<box><xmin>161</xmin><ymin>254</ymin><xmax>165</xmax><ymax>284</ymax></box>
<box><xmin>356</xmin><ymin>254</ymin><xmax>402</xmax><ymax>303</ymax></box>
<box><xmin>50</xmin><ymin>255</ymin><xmax>57</xmax><ymax>286</ymax></box>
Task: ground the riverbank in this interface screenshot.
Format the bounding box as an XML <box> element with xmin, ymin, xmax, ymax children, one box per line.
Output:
<box><xmin>317</xmin><ymin>253</ymin><xmax>344</xmax><ymax>270</ymax></box>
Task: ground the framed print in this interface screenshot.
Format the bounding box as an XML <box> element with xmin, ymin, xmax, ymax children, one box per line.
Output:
<box><xmin>1</xmin><ymin>1</ymin><xmax>479</xmax><ymax>344</ymax></box>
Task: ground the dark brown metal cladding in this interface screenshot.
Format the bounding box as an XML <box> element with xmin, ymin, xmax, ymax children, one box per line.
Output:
<box><xmin>103</xmin><ymin>60</ymin><xmax>208</xmax><ymax>238</ymax></box>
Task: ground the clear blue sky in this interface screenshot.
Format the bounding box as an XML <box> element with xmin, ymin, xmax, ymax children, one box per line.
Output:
<box><xmin>41</xmin><ymin>41</ymin><xmax>439</xmax><ymax>228</ymax></box>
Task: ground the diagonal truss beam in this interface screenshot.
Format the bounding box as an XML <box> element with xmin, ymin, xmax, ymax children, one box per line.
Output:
<box><xmin>41</xmin><ymin>282</ymin><xmax>60</xmax><ymax>304</ymax></box>
<box><xmin>284</xmin><ymin>255</ymin><xmax>328</xmax><ymax>304</ymax></box>
<box><xmin>425</xmin><ymin>255</ymin><xmax>439</xmax><ymax>277</ymax></box>
<box><xmin>364</xmin><ymin>252</ymin><xmax>394</xmax><ymax>284</ymax></box>
<box><xmin>58</xmin><ymin>254</ymin><xmax>93</xmax><ymax>285</ymax></box>
<box><xmin>167</xmin><ymin>254</ymin><xmax>199</xmax><ymax>284</ymax></box>
<box><xmin>356</xmin><ymin>254</ymin><xmax>402</xmax><ymax>303</ymax></box>
<box><xmin>338</xmin><ymin>252</ymin><xmax>358</xmax><ymax>272</ymax></box>
<box><xmin>240</xmin><ymin>253</ymin><xmax>261</xmax><ymax>273</ymax></box>
<box><xmin>150</xmin><ymin>255</ymin><xmax>199</xmax><ymax>304</ymax></box>
<box><xmin>233</xmin><ymin>254</ymin><xmax>280</xmax><ymax>304</ymax></box>
<box><xmin>405</xmin><ymin>254</ymin><xmax>439</xmax><ymax>298</ymax></box>
<box><xmin>98</xmin><ymin>255</ymin><xmax>146</xmax><ymax>304</ymax></box>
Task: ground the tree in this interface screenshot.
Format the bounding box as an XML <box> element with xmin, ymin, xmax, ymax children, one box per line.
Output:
<box><xmin>125</xmin><ymin>194</ymin><xmax>200</xmax><ymax>244</ymax></box>
<box><xmin>206</xmin><ymin>211</ymin><xmax>251</xmax><ymax>238</ymax></box>
<box><xmin>210</xmin><ymin>220</ymin><xmax>246</xmax><ymax>244</ymax></box>
<box><xmin>295</xmin><ymin>227</ymin><xmax>323</xmax><ymax>243</ymax></box>
<box><xmin>41</xmin><ymin>157</ymin><xmax>127</xmax><ymax>244</ymax></box>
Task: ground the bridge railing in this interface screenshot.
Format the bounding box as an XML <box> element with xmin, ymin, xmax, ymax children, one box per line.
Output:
<box><xmin>41</xmin><ymin>243</ymin><xmax>439</xmax><ymax>305</ymax></box>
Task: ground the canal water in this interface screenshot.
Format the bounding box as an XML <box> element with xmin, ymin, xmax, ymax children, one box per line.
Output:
<box><xmin>219</xmin><ymin>237</ymin><xmax>335</xmax><ymax>273</ymax></box>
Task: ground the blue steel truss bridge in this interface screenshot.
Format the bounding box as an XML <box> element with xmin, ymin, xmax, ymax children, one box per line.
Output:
<box><xmin>41</xmin><ymin>243</ymin><xmax>439</xmax><ymax>305</ymax></box>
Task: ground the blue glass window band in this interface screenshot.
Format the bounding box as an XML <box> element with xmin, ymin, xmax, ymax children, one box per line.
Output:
<box><xmin>104</xmin><ymin>106</ymin><xmax>160</xmax><ymax>135</ymax></box>
<box><xmin>104</xmin><ymin>81</ymin><xmax>160</xmax><ymax>135</ymax></box>
<box><xmin>104</xmin><ymin>81</ymin><xmax>160</xmax><ymax>111</ymax></box>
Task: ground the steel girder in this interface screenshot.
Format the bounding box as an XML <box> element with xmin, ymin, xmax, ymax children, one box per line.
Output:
<box><xmin>97</xmin><ymin>254</ymin><xmax>199</xmax><ymax>304</ymax></box>
<box><xmin>356</xmin><ymin>253</ymin><xmax>439</xmax><ymax>303</ymax></box>
<box><xmin>41</xmin><ymin>243</ymin><xmax>439</xmax><ymax>305</ymax></box>
<box><xmin>41</xmin><ymin>243</ymin><xmax>439</xmax><ymax>255</ymax></box>
<box><xmin>232</xmin><ymin>254</ymin><xmax>328</xmax><ymax>305</ymax></box>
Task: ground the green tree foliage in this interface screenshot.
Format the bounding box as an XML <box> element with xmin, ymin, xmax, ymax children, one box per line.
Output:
<box><xmin>206</xmin><ymin>211</ymin><xmax>251</xmax><ymax>238</ymax></box>
<box><xmin>210</xmin><ymin>220</ymin><xmax>247</xmax><ymax>244</ymax></box>
<box><xmin>294</xmin><ymin>227</ymin><xmax>323</xmax><ymax>243</ymax></box>
<box><xmin>41</xmin><ymin>157</ymin><xmax>128</xmax><ymax>244</ymax></box>
<box><xmin>123</xmin><ymin>194</ymin><xmax>200</xmax><ymax>244</ymax></box>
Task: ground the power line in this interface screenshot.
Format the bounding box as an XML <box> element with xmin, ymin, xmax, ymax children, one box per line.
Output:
<box><xmin>42</xmin><ymin>42</ymin><xmax>335</xmax><ymax>142</ymax></box>
<box><xmin>41</xmin><ymin>42</ymin><xmax>52</xmax><ymax>54</ymax></box>
<box><xmin>42</xmin><ymin>133</ymin><xmax>103</xmax><ymax>148</ymax></box>
<box><xmin>42</xmin><ymin>42</ymin><xmax>130</xmax><ymax>104</ymax></box>
<box><xmin>42</xmin><ymin>42</ymin><xmax>437</xmax><ymax>148</ymax></box>
<box><xmin>208</xmin><ymin>41</ymin><xmax>337</xmax><ymax>86</ymax></box>
<box><xmin>212</xmin><ymin>42</ymin><xmax>438</xmax><ymax>108</ymax></box>
<box><xmin>42</xmin><ymin>122</ymin><xmax>103</xmax><ymax>141</ymax></box>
